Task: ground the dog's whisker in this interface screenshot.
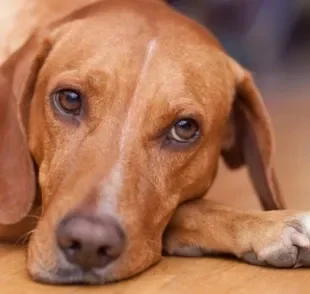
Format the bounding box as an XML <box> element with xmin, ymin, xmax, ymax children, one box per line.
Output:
<box><xmin>26</xmin><ymin>214</ymin><xmax>41</xmax><ymax>220</ymax></box>
<box><xmin>14</xmin><ymin>229</ymin><xmax>36</xmax><ymax>246</ymax></box>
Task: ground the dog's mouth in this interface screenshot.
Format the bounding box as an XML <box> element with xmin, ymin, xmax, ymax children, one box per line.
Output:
<box><xmin>28</xmin><ymin>237</ymin><xmax>160</xmax><ymax>285</ymax></box>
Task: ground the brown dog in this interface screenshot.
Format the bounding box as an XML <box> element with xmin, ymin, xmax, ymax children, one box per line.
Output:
<box><xmin>1</xmin><ymin>0</ymin><xmax>310</xmax><ymax>285</ymax></box>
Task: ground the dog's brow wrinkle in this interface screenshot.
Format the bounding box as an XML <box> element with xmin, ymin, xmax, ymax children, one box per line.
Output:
<box><xmin>120</xmin><ymin>38</ymin><xmax>158</xmax><ymax>153</ymax></box>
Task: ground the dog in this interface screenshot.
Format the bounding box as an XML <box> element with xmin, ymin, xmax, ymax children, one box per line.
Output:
<box><xmin>1</xmin><ymin>0</ymin><xmax>310</xmax><ymax>285</ymax></box>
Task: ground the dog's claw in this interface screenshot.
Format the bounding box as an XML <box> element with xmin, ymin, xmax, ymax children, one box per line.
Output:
<box><xmin>242</xmin><ymin>252</ymin><xmax>267</xmax><ymax>266</ymax></box>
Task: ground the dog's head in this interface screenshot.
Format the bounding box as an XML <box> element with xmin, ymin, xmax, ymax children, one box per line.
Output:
<box><xmin>0</xmin><ymin>0</ymin><xmax>284</xmax><ymax>284</ymax></box>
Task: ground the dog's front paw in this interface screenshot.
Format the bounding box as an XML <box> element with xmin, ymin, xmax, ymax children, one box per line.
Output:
<box><xmin>242</xmin><ymin>214</ymin><xmax>310</xmax><ymax>268</ymax></box>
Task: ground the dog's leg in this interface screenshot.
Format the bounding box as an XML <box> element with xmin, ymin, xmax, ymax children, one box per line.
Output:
<box><xmin>164</xmin><ymin>199</ymin><xmax>310</xmax><ymax>267</ymax></box>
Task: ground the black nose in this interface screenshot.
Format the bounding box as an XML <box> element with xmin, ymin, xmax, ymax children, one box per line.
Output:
<box><xmin>56</xmin><ymin>214</ymin><xmax>125</xmax><ymax>269</ymax></box>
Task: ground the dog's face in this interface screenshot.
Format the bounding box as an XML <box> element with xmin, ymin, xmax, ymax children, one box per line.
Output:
<box><xmin>0</xmin><ymin>0</ymin><xmax>283</xmax><ymax>285</ymax></box>
<box><xmin>27</xmin><ymin>3</ymin><xmax>235</xmax><ymax>283</ymax></box>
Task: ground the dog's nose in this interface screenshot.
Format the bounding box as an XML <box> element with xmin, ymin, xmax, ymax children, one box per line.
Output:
<box><xmin>56</xmin><ymin>214</ymin><xmax>125</xmax><ymax>269</ymax></box>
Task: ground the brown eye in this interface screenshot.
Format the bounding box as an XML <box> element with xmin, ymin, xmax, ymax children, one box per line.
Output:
<box><xmin>170</xmin><ymin>119</ymin><xmax>199</xmax><ymax>142</ymax></box>
<box><xmin>53</xmin><ymin>89</ymin><xmax>82</xmax><ymax>115</ymax></box>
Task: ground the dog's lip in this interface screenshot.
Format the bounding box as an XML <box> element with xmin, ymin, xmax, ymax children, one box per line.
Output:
<box><xmin>30</xmin><ymin>267</ymin><xmax>108</xmax><ymax>285</ymax></box>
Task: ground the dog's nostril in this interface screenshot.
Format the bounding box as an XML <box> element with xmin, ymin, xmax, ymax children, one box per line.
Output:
<box><xmin>97</xmin><ymin>246</ymin><xmax>107</xmax><ymax>257</ymax></box>
<box><xmin>68</xmin><ymin>240</ymin><xmax>82</xmax><ymax>252</ymax></box>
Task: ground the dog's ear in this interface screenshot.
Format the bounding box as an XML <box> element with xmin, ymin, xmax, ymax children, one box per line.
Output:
<box><xmin>0</xmin><ymin>33</ymin><xmax>52</xmax><ymax>224</ymax></box>
<box><xmin>221</xmin><ymin>58</ymin><xmax>285</xmax><ymax>210</ymax></box>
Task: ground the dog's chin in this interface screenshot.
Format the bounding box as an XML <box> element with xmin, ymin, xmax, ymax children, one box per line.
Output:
<box><xmin>27</xmin><ymin>256</ymin><xmax>157</xmax><ymax>285</ymax></box>
<box><xmin>29</xmin><ymin>268</ymin><xmax>116</xmax><ymax>285</ymax></box>
<box><xmin>28</xmin><ymin>262</ymin><xmax>117</xmax><ymax>285</ymax></box>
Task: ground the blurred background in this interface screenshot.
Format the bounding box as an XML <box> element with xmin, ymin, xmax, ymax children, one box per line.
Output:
<box><xmin>169</xmin><ymin>0</ymin><xmax>310</xmax><ymax>76</ymax></box>
<box><xmin>169</xmin><ymin>0</ymin><xmax>310</xmax><ymax>210</ymax></box>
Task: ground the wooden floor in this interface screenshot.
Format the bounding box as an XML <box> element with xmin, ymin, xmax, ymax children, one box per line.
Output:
<box><xmin>2</xmin><ymin>245</ymin><xmax>310</xmax><ymax>294</ymax></box>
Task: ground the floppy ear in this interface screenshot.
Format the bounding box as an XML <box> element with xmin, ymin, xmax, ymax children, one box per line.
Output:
<box><xmin>221</xmin><ymin>59</ymin><xmax>285</xmax><ymax>211</ymax></box>
<box><xmin>0</xmin><ymin>34</ymin><xmax>52</xmax><ymax>224</ymax></box>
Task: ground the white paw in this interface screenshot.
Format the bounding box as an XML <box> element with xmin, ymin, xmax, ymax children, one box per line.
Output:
<box><xmin>243</xmin><ymin>214</ymin><xmax>310</xmax><ymax>268</ymax></box>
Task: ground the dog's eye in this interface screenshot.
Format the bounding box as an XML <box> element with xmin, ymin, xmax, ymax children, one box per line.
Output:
<box><xmin>53</xmin><ymin>89</ymin><xmax>82</xmax><ymax>115</ymax></box>
<box><xmin>169</xmin><ymin>118</ymin><xmax>199</xmax><ymax>143</ymax></box>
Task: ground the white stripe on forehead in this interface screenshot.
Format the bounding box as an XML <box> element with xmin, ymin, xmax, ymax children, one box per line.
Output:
<box><xmin>120</xmin><ymin>38</ymin><xmax>158</xmax><ymax>153</ymax></box>
<box><xmin>99</xmin><ymin>162</ymin><xmax>122</xmax><ymax>215</ymax></box>
<box><xmin>99</xmin><ymin>39</ymin><xmax>157</xmax><ymax>215</ymax></box>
